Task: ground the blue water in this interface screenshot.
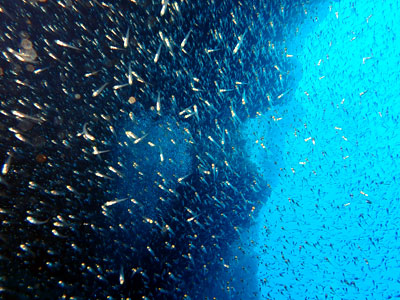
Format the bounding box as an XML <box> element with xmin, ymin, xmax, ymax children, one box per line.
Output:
<box><xmin>2</xmin><ymin>0</ymin><xmax>400</xmax><ymax>299</ymax></box>
<box><xmin>245</xmin><ymin>0</ymin><xmax>400</xmax><ymax>298</ymax></box>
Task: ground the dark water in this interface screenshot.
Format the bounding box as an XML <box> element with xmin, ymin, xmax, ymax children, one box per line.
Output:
<box><xmin>0</xmin><ymin>1</ymin><xmax>293</xmax><ymax>298</ymax></box>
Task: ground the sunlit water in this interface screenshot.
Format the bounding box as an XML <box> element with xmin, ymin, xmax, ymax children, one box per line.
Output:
<box><xmin>249</xmin><ymin>0</ymin><xmax>400</xmax><ymax>298</ymax></box>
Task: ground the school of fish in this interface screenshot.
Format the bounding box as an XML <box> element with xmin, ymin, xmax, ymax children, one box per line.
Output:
<box><xmin>3</xmin><ymin>0</ymin><xmax>386</xmax><ymax>299</ymax></box>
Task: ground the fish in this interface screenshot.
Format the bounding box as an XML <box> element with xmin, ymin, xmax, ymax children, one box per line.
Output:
<box><xmin>0</xmin><ymin>5</ymin><xmax>14</xmax><ymax>20</ymax></box>
<box><xmin>0</xmin><ymin>0</ymin><xmax>301</xmax><ymax>299</ymax></box>
<box><xmin>180</xmin><ymin>29</ymin><xmax>192</xmax><ymax>48</ymax></box>
<box><xmin>92</xmin><ymin>82</ymin><xmax>109</xmax><ymax>97</ymax></box>
<box><xmin>104</xmin><ymin>198</ymin><xmax>129</xmax><ymax>206</ymax></box>
<box><xmin>84</xmin><ymin>70</ymin><xmax>100</xmax><ymax>78</ymax></box>
<box><xmin>54</xmin><ymin>40</ymin><xmax>81</xmax><ymax>51</ymax></box>
<box><xmin>92</xmin><ymin>146</ymin><xmax>110</xmax><ymax>155</ymax></box>
<box><xmin>113</xmin><ymin>83</ymin><xmax>129</xmax><ymax>90</ymax></box>
<box><xmin>123</xmin><ymin>28</ymin><xmax>130</xmax><ymax>48</ymax></box>
<box><xmin>119</xmin><ymin>266</ymin><xmax>124</xmax><ymax>285</ymax></box>
<box><xmin>160</xmin><ymin>0</ymin><xmax>169</xmax><ymax>17</ymax></box>
<box><xmin>134</xmin><ymin>133</ymin><xmax>149</xmax><ymax>144</ymax></box>
<box><xmin>154</xmin><ymin>43</ymin><xmax>162</xmax><ymax>63</ymax></box>
<box><xmin>156</xmin><ymin>92</ymin><xmax>161</xmax><ymax>115</ymax></box>
<box><xmin>1</xmin><ymin>153</ymin><xmax>12</xmax><ymax>175</ymax></box>
<box><xmin>26</xmin><ymin>216</ymin><xmax>50</xmax><ymax>225</ymax></box>
<box><xmin>232</xmin><ymin>29</ymin><xmax>247</xmax><ymax>55</ymax></box>
<box><xmin>128</xmin><ymin>63</ymin><xmax>133</xmax><ymax>85</ymax></box>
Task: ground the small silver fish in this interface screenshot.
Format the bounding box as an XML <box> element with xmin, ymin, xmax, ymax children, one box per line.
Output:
<box><xmin>92</xmin><ymin>82</ymin><xmax>109</xmax><ymax>97</ymax></box>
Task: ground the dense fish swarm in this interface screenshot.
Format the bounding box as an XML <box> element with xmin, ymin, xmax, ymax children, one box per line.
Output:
<box><xmin>0</xmin><ymin>0</ymin><xmax>323</xmax><ymax>299</ymax></box>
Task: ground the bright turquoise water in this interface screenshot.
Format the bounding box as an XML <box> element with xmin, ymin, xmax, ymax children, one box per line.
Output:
<box><xmin>249</xmin><ymin>1</ymin><xmax>400</xmax><ymax>298</ymax></box>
